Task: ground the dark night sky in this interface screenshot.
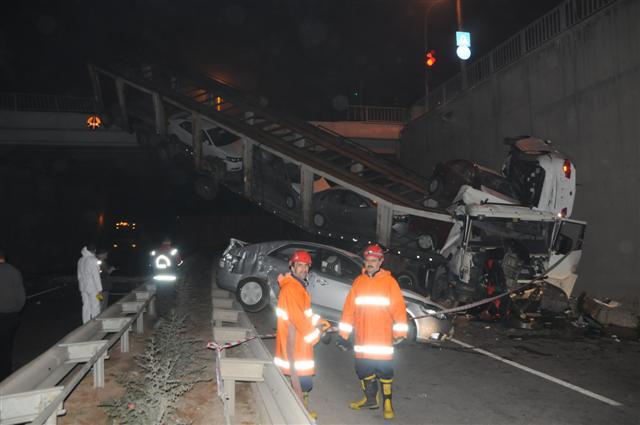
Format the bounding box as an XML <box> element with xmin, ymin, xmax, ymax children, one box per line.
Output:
<box><xmin>1</xmin><ymin>0</ymin><xmax>564</xmax><ymax>118</ymax></box>
<box><xmin>0</xmin><ymin>0</ymin><xmax>566</xmax><ymax>276</ymax></box>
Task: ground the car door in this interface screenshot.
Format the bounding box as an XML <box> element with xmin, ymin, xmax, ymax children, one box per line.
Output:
<box><xmin>342</xmin><ymin>191</ymin><xmax>377</xmax><ymax>238</ymax></box>
<box><xmin>307</xmin><ymin>248</ymin><xmax>363</xmax><ymax>321</ymax></box>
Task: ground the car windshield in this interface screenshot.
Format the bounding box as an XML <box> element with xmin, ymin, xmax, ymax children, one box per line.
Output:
<box><xmin>476</xmin><ymin>170</ymin><xmax>518</xmax><ymax>199</ymax></box>
<box><xmin>206</xmin><ymin>128</ymin><xmax>240</xmax><ymax>147</ymax></box>
<box><xmin>467</xmin><ymin>218</ymin><xmax>554</xmax><ymax>254</ymax></box>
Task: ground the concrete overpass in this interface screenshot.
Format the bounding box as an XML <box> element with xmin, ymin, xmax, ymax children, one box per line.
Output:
<box><xmin>0</xmin><ymin>93</ymin><xmax>137</xmax><ymax>147</ymax></box>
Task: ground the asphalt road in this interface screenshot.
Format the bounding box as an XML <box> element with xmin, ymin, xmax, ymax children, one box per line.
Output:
<box><xmin>10</xmin><ymin>257</ymin><xmax>640</xmax><ymax>425</ymax></box>
<box><xmin>249</xmin><ymin>307</ymin><xmax>640</xmax><ymax>425</ymax></box>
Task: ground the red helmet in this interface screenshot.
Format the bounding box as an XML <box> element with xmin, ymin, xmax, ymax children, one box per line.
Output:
<box><xmin>363</xmin><ymin>244</ymin><xmax>384</xmax><ymax>258</ymax></box>
<box><xmin>290</xmin><ymin>250</ymin><xmax>312</xmax><ymax>265</ymax></box>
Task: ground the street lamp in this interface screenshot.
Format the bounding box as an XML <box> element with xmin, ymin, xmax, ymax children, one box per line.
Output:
<box><xmin>423</xmin><ymin>0</ymin><xmax>447</xmax><ymax>114</ymax></box>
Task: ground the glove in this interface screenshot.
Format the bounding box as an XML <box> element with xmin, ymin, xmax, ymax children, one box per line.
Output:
<box><xmin>318</xmin><ymin>319</ymin><xmax>331</xmax><ymax>332</ymax></box>
<box><xmin>96</xmin><ymin>293</ymin><xmax>104</xmax><ymax>301</ymax></box>
<box><xmin>336</xmin><ymin>337</ymin><xmax>352</xmax><ymax>352</ymax></box>
<box><xmin>393</xmin><ymin>337</ymin><xmax>406</xmax><ymax>345</ymax></box>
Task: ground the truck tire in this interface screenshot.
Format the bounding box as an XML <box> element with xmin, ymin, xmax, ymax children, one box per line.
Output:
<box><xmin>396</xmin><ymin>270</ymin><xmax>418</xmax><ymax>291</ymax></box>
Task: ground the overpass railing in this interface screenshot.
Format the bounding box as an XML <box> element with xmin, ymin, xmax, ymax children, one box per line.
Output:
<box><xmin>413</xmin><ymin>0</ymin><xmax>618</xmax><ymax>118</ymax></box>
<box><xmin>347</xmin><ymin>105</ymin><xmax>408</xmax><ymax>123</ymax></box>
<box><xmin>0</xmin><ymin>282</ymin><xmax>156</xmax><ymax>425</ymax></box>
<box><xmin>0</xmin><ymin>93</ymin><xmax>93</xmax><ymax>113</ymax></box>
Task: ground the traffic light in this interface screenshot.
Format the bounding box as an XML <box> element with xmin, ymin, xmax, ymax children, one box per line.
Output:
<box><xmin>425</xmin><ymin>50</ymin><xmax>436</xmax><ymax>67</ymax></box>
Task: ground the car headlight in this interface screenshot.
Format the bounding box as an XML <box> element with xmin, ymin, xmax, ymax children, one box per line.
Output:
<box><xmin>420</xmin><ymin>305</ymin><xmax>446</xmax><ymax>320</ymax></box>
<box><xmin>225</xmin><ymin>156</ymin><xmax>242</xmax><ymax>162</ymax></box>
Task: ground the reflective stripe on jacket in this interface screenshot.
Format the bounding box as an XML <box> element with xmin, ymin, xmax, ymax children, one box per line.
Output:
<box><xmin>274</xmin><ymin>273</ymin><xmax>320</xmax><ymax>376</ymax></box>
<box><xmin>338</xmin><ymin>268</ymin><xmax>407</xmax><ymax>360</ymax></box>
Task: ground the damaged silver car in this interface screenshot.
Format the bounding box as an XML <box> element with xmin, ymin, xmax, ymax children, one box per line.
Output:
<box><xmin>216</xmin><ymin>239</ymin><xmax>454</xmax><ymax>342</ymax></box>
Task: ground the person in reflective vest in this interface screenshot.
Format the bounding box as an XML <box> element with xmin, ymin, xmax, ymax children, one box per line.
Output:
<box><xmin>337</xmin><ymin>243</ymin><xmax>408</xmax><ymax>420</ymax></box>
<box><xmin>274</xmin><ymin>249</ymin><xmax>330</xmax><ymax>419</ymax></box>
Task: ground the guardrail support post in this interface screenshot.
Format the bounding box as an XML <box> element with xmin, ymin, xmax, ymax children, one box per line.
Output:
<box><xmin>0</xmin><ymin>387</ymin><xmax>66</xmax><ymax>425</ymax></box>
<box><xmin>58</xmin><ymin>340</ymin><xmax>109</xmax><ymax>389</ymax></box>
<box><xmin>300</xmin><ymin>165</ymin><xmax>314</xmax><ymax>229</ymax></box>
<box><xmin>192</xmin><ymin>112</ymin><xmax>202</xmax><ymax>170</ymax></box>
<box><xmin>87</xmin><ymin>64</ymin><xmax>104</xmax><ymax>113</ymax></box>
<box><xmin>243</xmin><ymin>138</ymin><xmax>254</xmax><ymax>198</ymax></box>
<box><xmin>212</xmin><ymin>297</ymin><xmax>234</xmax><ymax>309</ymax></box>
<box><xmin>152</xmin><ymin>92</ymin><xmax>166</xmax><ymax>137</ymax></box>
<box><xmin>115</xmin><ymin>78</ymin><xmax>129</xmax><ymax>131</ymax></box>
<box><xmin>98</xmin><ymin>317</ymin><xmax>132</xmax><ymax>353</ymax></box>
<box><xmin>376</xmin><ymin>201</ymin><xmax>393</xmax><ymax>247</ymax></box>
<box><xmin>213</xmin><ymin>309</ymin><xmax>240</xmax><ymax>327</ymax></box>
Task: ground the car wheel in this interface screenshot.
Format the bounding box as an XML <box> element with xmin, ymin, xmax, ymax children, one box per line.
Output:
<box><xmin>313</xmin><ymin>212</ymin><xmax>326</xmax><ymax>228</ymax></box>
<box><xmin>428</xmin><ymin>177</ymin><xmax>442</xmax><ymax>195</ymax></box>
<box><xmin>285</xmin><ymin>194</ymin><xmax>296</xmax><ymax>209</ymax></box>
<box><xmin>396</xmin><ymin>271</ymin><xmax>418</xmax><ymax>290</ymax></box>
<box><xmin>236</xmin><ymin>277</ymin><xmax>269</xmax><ymax>313</ymax></box>
<box><xmin>195</xmin><ymin>176</ymin><xmax>219</xmax><ymax>201</ymax></box>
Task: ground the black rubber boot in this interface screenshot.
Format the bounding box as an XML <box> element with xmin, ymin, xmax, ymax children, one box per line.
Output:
<box><xmin>349</xmin><ymin>375</ymin><xmax>379</xmax><ymax>410</ymax></box>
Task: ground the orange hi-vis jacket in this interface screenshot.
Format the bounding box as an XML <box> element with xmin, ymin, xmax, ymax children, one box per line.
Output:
<box><xmin>274</xmin><ymin>273</ymin><xmax>322</xmax><ymax>376</ymax></box>
<box><xmin>338</xmin><ymin>268</ymin><xmax>408</xmax><ymax>360</ymax></box>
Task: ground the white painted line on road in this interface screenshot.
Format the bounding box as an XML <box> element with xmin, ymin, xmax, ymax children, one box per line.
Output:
<box><xmin>450</xmin><ymin>338</ymin><xmax>623</xmax><ymax>407</ymax></box>
<box><xmin>27</xmin><ymin>285</ymin><xmax>64</xmax><ymax>299</ymax></box>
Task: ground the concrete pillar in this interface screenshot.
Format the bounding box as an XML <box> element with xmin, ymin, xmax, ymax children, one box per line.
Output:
<box><xmin>191</xmin><ymin>112</ymin><xmax>202</xmax><ymax>170</ymax></box>
<box><xmin>152</xmin><ymin>93</ymin><xmax>166</xmax><ymax>137</ymax></box>
<box><xmin>300</xmin><ymin>165</ymin><xmax>314</xmax><ymax>229</ymax></box>
<box><xmin>87</xmin><ymin>64</ymin><xmax>104</xmax><ymax>113</ymax></box>
<box><xmin>243</xmin><ymin>139</ymin><xmax>254</xmax><ymax>197</ymax></box>
<box><xmin>376</xmin><ymin>201</ymin><xmax>393</xmax><ymax>247</ymax></box>
<box><xmin>115</xmin><ymin>78</ymin><xmax>129</xmax><ymax>130</ymax></box>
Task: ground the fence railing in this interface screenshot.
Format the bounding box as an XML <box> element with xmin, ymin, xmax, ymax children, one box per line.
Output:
<box><xmin>347</xmin><ymin>105</ymin><xmax>408</xmax><ymax>123</ymax></box>
<box><xmin>210</xmin><ymin>286</ymin><xmax>313</xmax><ymax>424</ymax></box>
<box><xmin>0</xmin><ymin>282</ymin><xmax>156</xmax><ymax>425</ymax></box>
<box><xmin>413</xmin><ymin>0</ymin><xmax>618</xmax><ymax>119</ymax></box>
<box><xmin>0</xmin><ymin>93</ymin><xmax>94</xmax><ymax>113</ymax></box>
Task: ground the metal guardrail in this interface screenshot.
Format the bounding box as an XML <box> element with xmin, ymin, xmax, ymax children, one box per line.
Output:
<box><xmin>347</xmin><ymin>105</ymin><xmax>408</xmax><ymax>123</ymax></box>
<box><xmin>211</xmin><ymin>287</ymin><xmax>312</xmax><ymax>425</ymax></box>
<box><xmin>0</xmin><ymin>93</ymin><xmax>94</xmax><ymax>113</ymax></box>
<box><xmin>0</xmin><ymin>282</ymin><xmax>156</xmax><ymax>425</ymax></box>
<box><xmin>414</xmin><ymin>0</ymin><xmax>618</xmax><ymax>118</ymax></box>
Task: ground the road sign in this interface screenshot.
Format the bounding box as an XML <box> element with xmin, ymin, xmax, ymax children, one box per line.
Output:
<box><xmin>456</xmin><ymin>31</ymin><xmax>471</xmax><ymax>60</ymax></box>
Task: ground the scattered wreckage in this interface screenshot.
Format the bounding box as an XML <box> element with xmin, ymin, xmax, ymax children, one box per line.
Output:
<box><xmin>410</xmin><ymin>137</ymin><xmax>585</xmax><ymax>321</ymax></box>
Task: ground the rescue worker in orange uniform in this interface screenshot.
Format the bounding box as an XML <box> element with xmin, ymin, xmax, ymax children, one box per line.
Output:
<box><xmin>337</xmin><ymin>243</ymin><xmax>408</xmax><ymax>420</ymax></box>
<box><xmin>274</xmin><ymin>250</ymin><xmax>330</xmax><ymax>419</ymax></box>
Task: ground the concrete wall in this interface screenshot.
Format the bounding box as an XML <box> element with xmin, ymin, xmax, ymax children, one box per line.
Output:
<box><xmin>399</xmin><ymin>0</ymin><xmax>640</xmax><ymax>301</ymax></box>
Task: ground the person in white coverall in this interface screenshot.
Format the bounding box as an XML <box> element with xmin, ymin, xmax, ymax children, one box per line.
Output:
<box><xmin>77</xmin><ymin>245</ymin><xmax>102</xmax><ymax>324</ymax></box>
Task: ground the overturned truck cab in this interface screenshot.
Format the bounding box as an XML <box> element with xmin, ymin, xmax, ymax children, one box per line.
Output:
<box><xmin>429</xmin><ymin>195</ymin><xmax>586</xmax><ymax>316</ymax></box>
